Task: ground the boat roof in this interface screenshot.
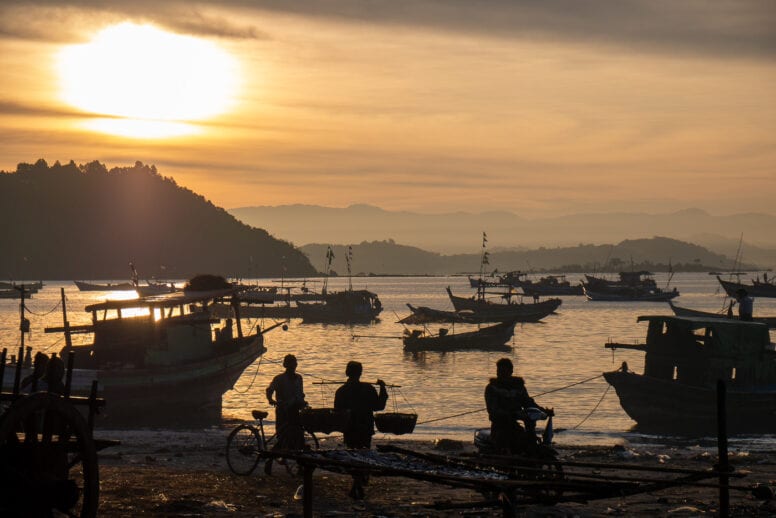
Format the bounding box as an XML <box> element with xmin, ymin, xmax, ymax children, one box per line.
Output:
<box><xmin>84</xmin><ymin>288</ymin><xmax>239</xmax><ymax>312</ymax></box>
<box><xmin>636</xmin><ymin>314</ymin><xmax>768</xmax><ymax>329</ymax></box>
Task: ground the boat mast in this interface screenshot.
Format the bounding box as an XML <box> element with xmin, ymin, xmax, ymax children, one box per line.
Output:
<box><xmin>478</xmin><ymin>232</ymin><xmax>489</xmax><ymax>299</ymax></box>
<box><xmin>346</xmin><ymin>245</ymin><xmax>353</xmax><ymax>291</ymax></box>
<box><xmin>322</xmin><ymin>246</ymin><xmax>334</xmax><ymax>295</ymax></box>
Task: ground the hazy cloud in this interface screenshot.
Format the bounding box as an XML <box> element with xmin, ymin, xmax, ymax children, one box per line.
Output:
<box><xmin>1</xmin><ymin>1</ymin><xmax>774</xmax><ymax>58</ymax></box>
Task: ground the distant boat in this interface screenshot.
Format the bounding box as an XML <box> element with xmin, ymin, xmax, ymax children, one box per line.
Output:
<box><xmin>0</xmin><ymin>280</ymin><xmax>43</xmax><ymax>292</ymax></box>
<box><xmin>582</xmin><ymin>271</ymin><xmax>679</xmax><ymax>301</ymax></box>
<box><xmin>73</xmin><ymin>280</ymin><xmax>136</xmax><ymax>292</ymax></box>
<box><xmin>402</xmin><ymin>321</ymin><xmax>516</xmax><ymax>352</ymax></box>
<box><xmin>297</xmin><ymin>289</ymin><xmax>383</xmax><ymax>323</ymax></box>
<box><xmin>446</xmin><ymin>287</ymin><xmax>561</xmax><ymax>322</ymax></box>
<box><xmin>667</xmin><ymin>300</ymin><xmax>776</xmax><ymax>329</ymax></box>
<box><xmin>398</xmin><ymin>304</ymin><xmax>482</xmax><ymax>325</ymax></box>
<box><xmin>717</xmin><ymin>275</ymin><xmax>776</xmax><ymax>298</ymax></box>
<box><xmin>509</xmin><ymin>274</ymin><xmax>584</xmax><ymax>296</ymax></box>
<box><xmin>0</xmin><ymin>289</ymin><xmax>31</xmax><ymax>299</ymax></box>
<box><xmin>134</xmin><ymin>280</ymin><xmax>180</xmax><ymax>297</ymax></box>
<box><xmin>604</xmin><ymin>315</ymin><xmax>776</xmax><ymax>433</ymax></box>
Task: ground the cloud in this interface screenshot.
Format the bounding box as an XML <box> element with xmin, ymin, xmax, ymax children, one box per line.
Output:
<box><xmin>0</xmin><ymin>1</ymin><xmax>267</xmax><ymax>42</ymax></box>
<box><xmin>0</xmin><ymin>1</ymin><xmax>774</xmax><ymax>59</ymax></box>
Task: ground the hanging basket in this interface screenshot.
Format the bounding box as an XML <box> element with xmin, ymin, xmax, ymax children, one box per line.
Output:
<box><xmin>374</xmin><ymin>412</ymin><xmax>418</xmax><ymax>435</ymax></box>
<box><xmin>299</xmin><ymin>407</ymin><xmax>350</xmax><ymax>434</ymax></box>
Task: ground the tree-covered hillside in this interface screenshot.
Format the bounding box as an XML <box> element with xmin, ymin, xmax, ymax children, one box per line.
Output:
<box><xmin>0</xmin><ymin>160</ymin><xmax>316</xmax><ymax>280</ymax></box>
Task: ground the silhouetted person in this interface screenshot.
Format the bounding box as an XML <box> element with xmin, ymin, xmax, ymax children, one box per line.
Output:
<box><xmin>44</xmin><ymin>354</ymin><xmax>66</xmax><ymax>395</ymax></box>
<box><xmin>20</xmin><ymin>352</ymin><xmax>48</xmax><ymax>392</ymax></box>
<box><xmin>485</xmin><ymin>358</ymin><xmax>551</xmax><ymax>455</ymax></box>
<box><xmin>265</xmin><ymin>354</ymin><xmax>306</xmax><ymax>474</ymax></box>
<box><xmin>334</xmin><ymin>361</ymin><xmax>387</xmax><ymax>499</ymax></box>
<box><xmin>734</xmin><ymin>288</ymin><xmax>754</xmax><ymax>321</ymax></box>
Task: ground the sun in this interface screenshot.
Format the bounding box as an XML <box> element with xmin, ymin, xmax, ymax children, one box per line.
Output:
<box><xmin>57</xmin><ymin>23</ymin><xmax>240</xmax><ymax>137</ymax></box>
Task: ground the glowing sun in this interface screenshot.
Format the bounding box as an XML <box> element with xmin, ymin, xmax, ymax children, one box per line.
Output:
<box><xmin>57</xmin><ymin>23</ymin><xmax>239</xmax><ymax>137</ymax></box>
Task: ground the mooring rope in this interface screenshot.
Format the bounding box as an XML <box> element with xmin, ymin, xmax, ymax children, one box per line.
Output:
<box><xmin>570</xmin><ymin>384</ymin><xmax>611</xmax><ymax>430</ymax></box>
<box><xmin>417</xmin><ymin>373</ymin><xmax>605</xmax><ymax>426</ymax></box>
<box><xmin>24</xmin><ymin>299</ymin><xmax>62</xmax><ymax>317</ymax></box>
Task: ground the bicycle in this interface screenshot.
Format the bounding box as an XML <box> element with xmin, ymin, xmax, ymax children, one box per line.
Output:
<box><xmin>226</xmin><ymin>410</ymin><xmax>320</xmax><ymax>476</ymax></box>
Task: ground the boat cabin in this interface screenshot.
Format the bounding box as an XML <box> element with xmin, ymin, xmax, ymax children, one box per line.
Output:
<box><xmin>57</xmin><ymin>289</ymin><xmax>249</xmax><ymax>370</ymax></box>
<box><xmin>631</xmin><ymin>316</ymin><xmax>775</xmax><ymax>388</ymax></box>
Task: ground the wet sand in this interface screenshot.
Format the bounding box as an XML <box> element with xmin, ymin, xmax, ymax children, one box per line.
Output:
<box><xmin>96</xmin><ymin>429</ymin><xmax>776</xmax><ymax>517</ymax></box>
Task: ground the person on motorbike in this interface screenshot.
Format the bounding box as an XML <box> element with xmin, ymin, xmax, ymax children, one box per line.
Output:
<box><xmin>485</xmin><ymin>357</ymin><xmax>553</xmax><ymax>455</ymax></box>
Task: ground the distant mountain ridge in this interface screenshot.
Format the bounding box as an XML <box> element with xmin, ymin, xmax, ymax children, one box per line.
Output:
<box><xmin>0</xmin><ymin>160</ymin><xmax>316</xmax><ymax>280</ymax></box>
<box><xmin>230</xmin><ymin>204</ymin><xmax>776</xmax><ymax>256</ymax></box>
<box><xmin>300</xmin><ymin>236</ymin><xmax>763</xmax><ymax>276</ymax></box>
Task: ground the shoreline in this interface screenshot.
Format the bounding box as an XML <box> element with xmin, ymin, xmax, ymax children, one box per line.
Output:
<box><xmin>96</xmin><ymin>429</ymin><xmax>776</xmax><ymax>517</ymax></box>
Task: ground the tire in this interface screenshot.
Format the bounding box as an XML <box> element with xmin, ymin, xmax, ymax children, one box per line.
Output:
<box><xmin>226</xmin><ymin>425</ymin><xmax>262</xmax><ymax>476</ymax></box>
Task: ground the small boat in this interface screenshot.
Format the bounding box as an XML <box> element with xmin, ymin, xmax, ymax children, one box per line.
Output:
<box><xmin>582</xmin><ymin>271</ymin><xmax>679</xmax><ymax>301</ymax></box>
<box><xmin>583</xmin><ymin>286</ymin><xmax>679</xmax><ymax>302</ymax></box>
<box><xmin>134</xmin><ymin>280</ymin><xmax>180</xmax><ymax>297</ymax></box>
<box><xmin>667</xmin><ymin>300</ymin><xmax>776</xmax><ymax>329</ymax></box>
<box><xmin>0</xmin><ymin>289</ymin><xmax>31</xmax><ymax>299</ymax></box>
<box><xmin>398</xmin><ymin>304</ymin><xmax>481</xmax><ymax>324</ymax></box>
<box><xmin>0</xmin><ymin>281</ymin><xmax>42</xmax><ymax>292</ymax></box>
<box><xmin>511</xmin><ymin>274</ymin><xmax>584</xmax><ymax>296</ymax></box>
<box><xmin>717</xmin><ymin>275</ymin><xmax>776</xmax><ymax>298</ymax></box>
<box><xmin>46</xmin><ymin>284</ymin><xmax>269</xmax><ymax>425</ymax></box>
<box><xmin>402</xmin><ymin>321</ymin><xmax>517</xmax><ymax>352</ymax></box>
<box><xmin>603</xmin><ymin>315</ymin><xmax>776</xmax><ymax>433</ymax></box>
<box><xmin>73</xmin><ymin>280</ymin><xmax>136</xmax><ymax>291</ymax></box>
<box><xmin>297</xmin><ymin>289</ymin><xmax>382</xmax><ymax>323</ymax></box>
<box><xmin>446</xmin><ymin>287</ymin><xmax>561</xmax><ymax>322</ymax></box>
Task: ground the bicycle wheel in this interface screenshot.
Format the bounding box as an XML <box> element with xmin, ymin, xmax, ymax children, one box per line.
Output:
<box><xmin>226</xmin><ymin>424</ymin><xmax>263</xmax><ymax>476</ymax></box>
<box><xmin>304</xmin><ymin>429</ymin><xmax>319</xmax><ymax>450</ymax></box>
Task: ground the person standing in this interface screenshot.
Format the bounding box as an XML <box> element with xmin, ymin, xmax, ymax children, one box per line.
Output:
<box><xmin>265</xmin><ymin>354</ymin><xmax>306</xmax><ymax>474</ymax></box>
<box><xmin>734</xmin><ymin>288</ymin><xmax>754</xmax><ymax>321</ymax></box>
<box><xmin>485</xmin><ymin>357</ymin><xmax>551</xmax><ymax>455</ymax></box>
<box><xmin>334</xmin><ymin>361</ymin><xmax>388</xmax><ymax>499</ymax></box>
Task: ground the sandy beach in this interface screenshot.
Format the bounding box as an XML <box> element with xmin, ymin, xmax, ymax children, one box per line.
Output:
<box><xmin>95</xmin><ymin>428</ymin><xmax>776</xmax><ymax>517</ymax></box>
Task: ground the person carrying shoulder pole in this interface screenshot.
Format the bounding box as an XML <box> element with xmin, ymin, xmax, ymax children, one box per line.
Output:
<box><xmin>334</xmin><ymin>361</ymin><xmax>388</xmax><ymax>500</ymax></box>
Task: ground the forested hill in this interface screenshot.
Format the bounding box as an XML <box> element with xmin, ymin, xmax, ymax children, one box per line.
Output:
<box><xmin>0</xmin><ymin>160</ymin><xmax>316</xmax><ymax>280</ymax></box>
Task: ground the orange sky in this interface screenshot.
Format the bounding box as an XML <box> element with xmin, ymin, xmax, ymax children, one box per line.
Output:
<box><xmin>1</xmin><ymin>1</ymin><xmax>774</xmax><ymax>217</ymax></box>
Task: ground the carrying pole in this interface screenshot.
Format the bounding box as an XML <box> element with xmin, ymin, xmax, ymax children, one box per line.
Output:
<box><xmin>716</xmin><ymin>379</ymin><xmax>730</xmax><ymax>518</ymax></box>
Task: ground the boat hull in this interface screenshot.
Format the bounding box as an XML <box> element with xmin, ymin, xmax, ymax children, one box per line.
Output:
<box><xmin>603</xmin><ymin>370</ymin><xmax>776</xmax><ymax>434</ymax></box>
<box><xmin>583</xmin><ymin>287</ymin><xmax>679</xmax><ymax>302</ymax></box>
<box><xmin>74</xmin><ymin>280</ymin><xmax>136</xmax><ymax>292</ymax></box>
<box><xmin>96</xmin><ymin>338</ymin><xmax>264</xmax><ymax>425</ymax></box>
<box><xmin>668</xmin><ymin>301</ymin><xmax>776</xmax><ymax>328</ymax></box>
<box><xmin>446</xmin><ymin>287</ymin><xmax>561</xmax><ymax>322</ymax></box>
<box><xmin>717</xmin><ymin>276</ymin><xmax>776</xmax><ymax>298</ymax></box>
<box><xmin>403</xmin><ymin>321</ymin><xmax>516</xmax><ymax>352</ymax></box>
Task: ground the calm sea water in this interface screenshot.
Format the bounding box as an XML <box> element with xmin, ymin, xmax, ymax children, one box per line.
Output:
<box><xmin>2</xmin><ymin>273</ymin><xmax>774</xmax><ymax>451</ymax></box>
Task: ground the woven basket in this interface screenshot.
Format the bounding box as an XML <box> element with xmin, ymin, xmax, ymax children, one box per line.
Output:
<box><xmin>299</xmin><ymin>408</ymin><xmax>350</xmax><ymax>434</ymax></box>
<box><xmin>374</xmin><ymin>412</ymin><xmax>418</xmax><ymax>435</ymax></box>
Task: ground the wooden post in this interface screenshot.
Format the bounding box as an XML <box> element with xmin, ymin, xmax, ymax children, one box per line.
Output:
<box><xmin>716</xmin><ymin>379</ymin><xmax>729</xmax><ymax>518</ymax></box>
<box><xmin>64</xmin><ymin>350</ymin><xmax>75</xmax><ymax>398</ymax></box>
<box><xmin>13</xmin><ymin>346</ymin><xmax>24</xmax><ymax>395</ymax></box>
<box><xmin>88</xmin><ymin>380</ymin><xmax>99</xmax><ymax>430</ymax></box>
<box><xmin>303</xmin><ymin>464</ymin><xmax>314</xmax><ymax>518</ymax></box>
<box><xmin>0</xmin><ymin>348</ymin><xmax>7</xmax><ymax>391</ymax></box>
<box><xmin>61</xmin><ymin>287</ymin><xmax>72</xmax><ymax>349</ymax></box>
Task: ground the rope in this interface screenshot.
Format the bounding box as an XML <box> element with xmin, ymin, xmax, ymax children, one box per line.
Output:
<box><xmin>570</xmin><ymin>384</ymin><xmax>611</xmax><ymax>430</ymax></box>
<box><xmin>23</xmin><ymin>299</ymin><xmax>62</xmax><ymax>317</ymax></box>
<box><xmin>416</xmin><ymin>373</ymin><xmax>605</xmax><ymax>426</ymax></box>
<box><xmin>532</xmin><ymin>373</ymin><xmax>604</xmax><ymax>398</ymax></box>
<box><xmin>230</xmin><ymin>356</ymin><xmax>264</xmax><ymax>394</ymax></box>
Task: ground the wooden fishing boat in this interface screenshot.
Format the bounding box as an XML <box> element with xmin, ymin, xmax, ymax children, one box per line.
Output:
<box><xmin>717</xmin><ymin>275</ymin><xmax>776</xmax><ymax>298</ymax></box>
<box><xmin>73</xmin><ymin>280</ymin><xmax>136</xmax><ymax>291</ymax></box>
<box><xmin>446</xmin><ymin>287</ymin><xmax>561</xmax><ymax>322</ymax></box>
<box><xmin>604</xmin><ymin>315</ymin><xmax>776</xmax><ymax>433</ymax></box>
<box><xmin>582</xmin><ymin>271</ymin><xmax>679</xmax><ymax>301</ymax></box>
<box><xmin>668</xmin><ymin>300</ymin><xmax>776</xmax><ymax>328</ymax></box>
<box><xmin>0</xmin><ymin>289</ymin><xmax>31</xmax><ymax>299</ymax></box>
<box><xmin>398</xmin><ymin>304</ymin><xmax>481</xmax><ymax>324</ymax></box>
<box><xmin>45</xmin><ymin>286</ymin><xmax>269</xmax><ymax>425</ymax></box>
<box><xmin>583</xmin><ymin>285</ymin><xmax>679</xmax><ymax>302</ymax></box>
<box><xmin>514</xmin><ymin>274</ymin><xmax>584</xmax><ymax>296</ymax></box>
<box><xmin>402</xmin><ymin>320</ymin><xmax>516</xmax><ymax>352</ymax></box>
<box><xmin>297</xmin><ymin>289</ymin><xmax>382</xmax><ymax>323</ymax></box>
